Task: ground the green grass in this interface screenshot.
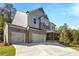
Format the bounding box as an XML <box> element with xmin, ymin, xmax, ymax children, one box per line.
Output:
<box><xmin>0</xmin><ymin>45</ymin><xmax>16</xmax><ymax>56</ymax></box>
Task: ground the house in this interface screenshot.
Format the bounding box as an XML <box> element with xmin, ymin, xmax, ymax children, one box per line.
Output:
<box><xmin>4</xmin><ymin>8</ymin><xmax>56</xmax><ymax>44</ymax></box>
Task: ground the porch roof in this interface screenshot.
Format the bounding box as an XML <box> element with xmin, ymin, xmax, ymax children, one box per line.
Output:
<box><xmin>47</xmin><ymin>30</ymin><xmax>58</xmax><ymax>33</ymax></box>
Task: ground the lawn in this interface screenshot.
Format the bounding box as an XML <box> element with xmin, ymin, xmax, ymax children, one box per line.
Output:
<box><xmin>0</xmin><ymin>45</ymin><xmax>16</xmax><ymax>56</ymax></box>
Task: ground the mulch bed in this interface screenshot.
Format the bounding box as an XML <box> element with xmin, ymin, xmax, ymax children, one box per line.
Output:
<box><xmin>0</xmin><ymin>43</ymin><xmax>6</xmax><ymax>47</ymax></box>
<box><xmin>0</xmin><ymin>42</ymin><xmax>10</xmax><ymax>47</ymax></box>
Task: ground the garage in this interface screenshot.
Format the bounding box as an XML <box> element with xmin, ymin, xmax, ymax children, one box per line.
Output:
<box><xmin>32</xmin><ymin>33</ymin><xmax>46</xmax><ymax>43</ymax></box>
<box><xmin>11</xmin><ymin>32</ymin><xmax>25</xmax><ymax>44</ymax></box>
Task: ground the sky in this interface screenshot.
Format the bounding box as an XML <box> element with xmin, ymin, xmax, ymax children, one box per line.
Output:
<box><xmin>0</xmin><ymin>3</ymin><xmax>79</xmax><ymax>29</ymax></box>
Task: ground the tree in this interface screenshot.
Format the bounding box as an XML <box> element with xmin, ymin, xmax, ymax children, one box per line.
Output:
<box><xmin>3</xmin><ymin>3</ymin><xmax>16</xmax><ymax>23</ymax></box>
<box><xmin>59</xmin><ymin>23</ymin><xmax>71</xmax><ymax>44</ymax></box>
<box><xmin>72</xmin><ymin>30</ymin><xmax>79</xmax><ymax>44</ymax></box>
<box><xmin>63</xmin><ymin>23</ymin><xmax>68</xmax><ymax>30</ymax></box>
<box><xmin>0</xmin><ymin>15</ymin><xmax>4</xmax><ymax>41</ymax></box>
<box><xmin>59</xmin><ymin>30</ymin><xmax>64</xmax><ymax>43</ymax></box>
<box><xmin>68</xmin><ymin>29</ymin><xmax>73</xmax><ymax>43</ymax></box>
<box><xmin>0</xmin><ymin>7</ymin><xmax>4</xmax><ymax>41</ymax></box>
<box><xmin>63</xmin><ymin>30</ymin><xmax>70</xmax><ymax>44</ymax></box>
<box><xmin>0</xmin><ymin>3</ymin><xmax>16</xmax><ymax>41</ymax></box>
<box><xmin>58</xmin><ymin>23</ymin><xmax>68</xmax><ymax>32</ymax></box>
<box><xmin>57</xmin><ymin>26</ymin><xmax>63</xmax><ymax>33</ymax></box>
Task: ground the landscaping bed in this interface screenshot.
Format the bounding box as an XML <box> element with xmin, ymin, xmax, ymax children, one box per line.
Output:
<box><xmin>0</xmin><ymin>43</ymin><xmax>16</xmax><ymax>56</ymax></box>
<box><xmin>70</xmin><ymin>43</ymin><xmax>79</xmax><ymax>51</ymax></box>
<box><xmin>71</xmin><ymin>47</ymin><xmax>79</xmax><ymax>51</ymax></box>
<box><xmin>59</xmin><ymin>42</ymin><xmax>79</xmax><ymax>51</ymax></box>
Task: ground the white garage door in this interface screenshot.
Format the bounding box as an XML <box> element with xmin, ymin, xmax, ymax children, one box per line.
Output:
<box><xmin>32</xmin><ymin>33</ymin><xmax>46</xmax><ymax>42</ymax></box>
<box><xmin>11</xmin><ymin>32</ymin><xmax>25</xmax><ymax>43</ymax></box>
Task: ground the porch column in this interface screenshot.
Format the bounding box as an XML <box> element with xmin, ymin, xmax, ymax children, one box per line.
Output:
<box><xmin>53</xmin><ymin>32</ymin><xmax>54</xmax><ymax>40</ymax></box>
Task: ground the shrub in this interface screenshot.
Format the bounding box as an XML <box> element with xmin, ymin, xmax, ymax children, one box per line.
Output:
<box><xmin>59</xmin><ymin>31</ymin><xmax>64</xmax><ymax>43</ymax></box>
<box><xmin>72</xmin><ymin>30</ymin><xmax>79</xmax><ymax>44</ymax></box>
<box><xmin>0</xmin><ymin>33</ymin><xmax>3</xmax><ymax>42</ymax></box>
<box><xmin>63</xmin><ymin>30</ymin><xmax>70</xmax><ymax>44</ymax></box>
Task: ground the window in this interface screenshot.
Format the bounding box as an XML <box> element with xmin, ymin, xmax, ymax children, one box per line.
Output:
<box><xmin>33</xmin><ymin>18</ymin><xmax>36</xmax><ymax>24</ymax></box>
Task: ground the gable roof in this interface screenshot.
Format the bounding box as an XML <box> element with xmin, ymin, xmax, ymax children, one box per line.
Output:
<box><xmin>50</xmin><ymin>22</ymin><xmax>56</xmax><ymax>26</ymax></box>
<box><xmin>12</xmin><ymin>8</ymin><xmax>56</xmax><ymax>28</ymax></box>
<box><xmin>28</xmin><ymin>8</ymin><xmax>45</xmax><ymax>14</ymax></box>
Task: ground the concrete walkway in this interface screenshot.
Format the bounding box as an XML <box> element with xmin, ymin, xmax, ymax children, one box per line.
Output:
<box><xmin>13</xmin><ymin>41</ymin><xmax>79</xmax><ymax>56</ymax></box>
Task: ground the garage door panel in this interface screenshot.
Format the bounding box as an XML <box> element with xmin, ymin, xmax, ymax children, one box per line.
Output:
<box><xmin>11</xmin><ymin>32</ymin><xmax>25</xmax><ymax>43</ymax></box>
<box><xmin>32</xmin><ymin>33</ymin><xmax>46</xmax><ymax>42</ymax></box>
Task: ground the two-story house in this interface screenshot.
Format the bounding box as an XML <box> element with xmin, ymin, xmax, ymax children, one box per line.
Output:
<box><xmin>4</xmin><ymin>8</ymin><xmax>56</xmax><ymax>44</ymax></box>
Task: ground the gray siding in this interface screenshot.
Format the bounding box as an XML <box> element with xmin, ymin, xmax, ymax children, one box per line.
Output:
<box><xmin>40</xmin><ymin>16</ymin><xmax>50</xmax><ymax>30</ymax></box>
<box><xmin>28</xmin><ymin>9</ymin><xmax>44</xmax><ymax>29</ymax></box>
<box><xmin>48</xmin><ymin>22</ymin><xmax>56</xmax><ymax>32</ymax></box>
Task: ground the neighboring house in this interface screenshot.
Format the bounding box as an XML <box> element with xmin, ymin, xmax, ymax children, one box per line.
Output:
<box><xmin>4</xmin><ymin>8</ymin><xmax>56</xmax><ymax>44</ymax></box>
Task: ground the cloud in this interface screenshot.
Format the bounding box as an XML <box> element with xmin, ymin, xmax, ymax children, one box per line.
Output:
<box><xmin>69</xmin><ymin>4</ymin><xmax>79</xmax><ymax>16</ymax></box>
<box><xmin>73</xmin><ymin>4</ymin><xmax>79</xmax><ymax>13</ymax></box>
<box><xmin>60</xmin><ymin>4</ymin><xmax>79</xmax><ymax>16</ymax></box>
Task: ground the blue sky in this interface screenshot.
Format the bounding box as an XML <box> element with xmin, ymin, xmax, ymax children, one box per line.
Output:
<box><xmin>0</xmin><ymin>3</ymin><xmax>79</xmax><ymax>29</ymax></box>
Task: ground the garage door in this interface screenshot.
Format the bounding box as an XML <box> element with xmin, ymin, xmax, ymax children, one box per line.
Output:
<box><xmin>32</xmin><ymin>33</ymin><xmax>46</xmax><ymax>42</ymax></box>
<box><xmin>11</xmin><ymin>32</ymin><xmax>25</xmax><ymax>43</ymax></box>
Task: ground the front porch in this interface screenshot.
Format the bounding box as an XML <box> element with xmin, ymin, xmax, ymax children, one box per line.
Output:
<box><xmin>46</xmin><ymin>31</ymin><xmax>59</xmax><ymax>40</ymax></box>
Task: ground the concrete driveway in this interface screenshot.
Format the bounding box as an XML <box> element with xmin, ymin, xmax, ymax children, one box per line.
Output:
<box><xmin>13</xmin><ymin>41</ymin><xmax>79</xmax><ymax>56</ymax></box>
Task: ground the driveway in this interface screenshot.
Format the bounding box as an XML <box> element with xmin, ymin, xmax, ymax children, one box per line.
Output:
<box><xmin>13</xmin><ymin>41</ymin><xmax>79</xmax><ymax>56</ymax></box>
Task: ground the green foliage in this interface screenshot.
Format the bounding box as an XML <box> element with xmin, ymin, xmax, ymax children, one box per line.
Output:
<box><xmin>63</xmin><ymin>30</ymin><xmax>70</xmax><ymax>44</ymax></box>
<box><xmin>58</xmin><ymin>23</ymin><xmax>79</xmax><ymax>45</ymax></box>
<box><xmin>59</xmin><ymin>31</ymin><xmax>64</xmax><ymax>43</ymax></box>
<box><xmin>72</xmin><ymin>30</ymin><xmax>79</xmax><ymax>44</ymax></box>
<box><xmin>59</xmin><ymin>23</ymin><xmax>71</xmax><ymax>44</ymax></box>
<box><xmin>0</xmin><ymin>15</ymin><xmax>4</xmax><ymax>41</ymax></box>
<box><xmin>3</xmin><ymin>3</ymin><xmax>16</xmax><ymax>23</ymax></box>
<box><xmin>59</xmin><ymin>30</ymin><xmax>70</xmax><ymax>44</ymax></box>
<box><xmin>0</xmin><ymin>3</ymin><xmax>16</xmax><ymax>41</ymax></box>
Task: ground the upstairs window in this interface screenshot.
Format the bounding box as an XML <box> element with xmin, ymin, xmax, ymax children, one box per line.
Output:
<box><xmin>33</xmin><ymin>18</ymin><xmax>36</xmax><ymax>24</ymax></box>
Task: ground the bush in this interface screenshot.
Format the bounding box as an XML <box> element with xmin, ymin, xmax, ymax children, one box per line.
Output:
<box><xmin>59</xmin><ymin>31</ymin><xmax>64</xmax><ymax>43</ymax></box>
<box><xmin>0</xmin><ymin>34</ymin><xmax>3</xmax><ymax>41</ymax></box>
<box><xmin>64</xmin><ymin>30</ymin><xmax>70</xmax><ymax>44</ymax></box>
<box><xmin>59</xmin><ymin>29</ymin><xmax>71</xmax><ymax>44</ymax></box>
<box><xmin>58</xmin><ymin>23</ymin><xmax>79</xmax><ymax>46</ymax></box>
<box><xmin>72</xmin><ymin>30</ymin><xmax>79</xmax><ymax>44</ymax></box>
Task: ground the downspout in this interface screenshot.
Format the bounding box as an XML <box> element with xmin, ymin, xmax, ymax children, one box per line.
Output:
<box><xmin>26</xmin><ymin>12</ymin><xmax>30</xmax><ymax>43</ymax></box>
